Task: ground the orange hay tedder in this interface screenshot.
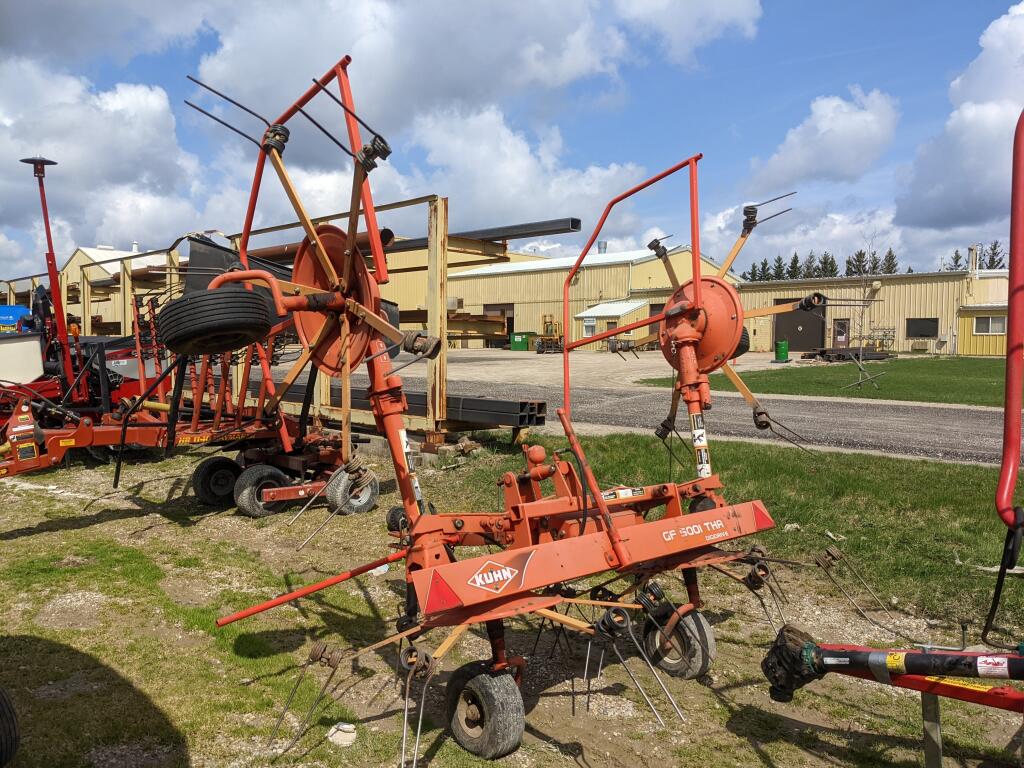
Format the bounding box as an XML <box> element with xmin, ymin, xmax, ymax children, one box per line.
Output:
<box><xmin>160</xmin><ymin>54</ymin><xmax>824</xmax><ymax>762</ymax></box>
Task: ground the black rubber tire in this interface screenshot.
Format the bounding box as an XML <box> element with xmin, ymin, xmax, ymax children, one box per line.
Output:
<box><xmin>157</xmin><ymin>288</ymin><xmax>271</xmax><ymax>355</ymax></box>
<box><xmin>233</xmin><ymin>464</ymin><xmax>290</xmax><ymax>518</ymax></box>
<box><xmin>643</xmin><ymin>609</ymin><xmax>716</xmax><ymax>679</ymax></box>
<box><xmin>445</xmin><ymin>662</ymin><xmax>524</xmax><ymax>760</ymax></box>
<box><xmin>386</xmin><ymin>501</ymin><xmax>435</xmax><ymax>532</ymax></box>
<box><xmin>326</xmin><ymin>469</ymin><xmax>379</xmax><ymax>515</ymax></box>
<box><xmin>192</xmin><ymin>455</ymin><xmax>242</xmax><ymax>506</ymax></box>
<box><xmin>0</xmin><ymin>687</ymin><xmax>19</xmax><ymax>767</ymax></box>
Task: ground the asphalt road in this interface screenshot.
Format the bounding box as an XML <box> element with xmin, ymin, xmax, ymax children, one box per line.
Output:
<box><xmin>365</xmin><ymin>372</ymin><xmax>1005</xmax><ymax>465</ymax></box>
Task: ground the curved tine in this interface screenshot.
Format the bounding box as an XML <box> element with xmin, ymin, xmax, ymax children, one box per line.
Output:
<box><xmin>266</xmin><ymin>662</ymin><xmax>310</xmax><ymax>750</ymax></box>
<box><xmin>410</xmin><ymin>661</ymin><xmax>440</xmax><ymax>768</ymax></box>
<box><xmin>287</xmin><ymin>469</ymin><xmax>345</xmax><ymax>526</ymax></box>
<box><xmin>279</xmin><ymin>665</ymin><xmax>340</xmax><ymax>756</ymax></box>
<box><xmin>187</xmin><ymin>75</ymin><xmax>270</xmax><ymax>127</ymax></box>
<box><xmin>583</xmin><ymin>639</ymin><xmax>594</xmax><ymax>712</ymax></box>
<box><xmin>609</xmin><ymin>642</ymin><xmax>664</xmax><ymax>728</ymax></box>
<box><xmin>752</xmin><ymin>190</ymin><xmax>797</xmax><ymax>208</ymax></box>
<box><xmin>184</xmin><ymin>101</ymin><xmax>260</xmax><ymax>147</ymax></box>
<box><xmin>624</xmin><ymin>620</ymin><xmax>685</xmax><ymax>723</ymax></box>
<box><xmin>309</xmin><ymin>78</ymin><xmax>384</xmax><ymax>140</ymax></box>
<box><xmin>296</xmin><ymin>107</ymin><xmax>356</xmax><ymax>159</ymax></box>
<box><xmin>399</xmin><ymin>665</ymin><xmax>417</xmax><ymax>767</ymax></box>
<box><xmin>297</xmin><ymin>506</ymin><xmax>341</xmax><ymax>551</ymax></box>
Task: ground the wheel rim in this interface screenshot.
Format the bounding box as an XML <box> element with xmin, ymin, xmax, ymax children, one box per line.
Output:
<box><xmin>209</xmin><ymin>468</ymin><xmax>236</xmax><ymax>497</ymax></box>
<box><xmin>457</xmin><ymin>689</ymin><xmax>485</xmax><ymax>738</ymax></box>
<box><xmin>349</xmin><ymin>481</ymin><xmax>374</xmax><ymax>507</ymax></box>
<box><xmin>654</xmin><ymin>626</ymin><xmax>688</xmax><ymax>664</ymax></box>
<box><xmin>255</xmin><ymin>480</ymin><xmax>283</xmax><ymax>511</ymax></box>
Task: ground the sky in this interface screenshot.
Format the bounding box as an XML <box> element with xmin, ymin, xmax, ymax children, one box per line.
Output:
<box><xmin>1</xmin><ymin>0</ymin><xmax>1023</xmax><ymax>279</ymax></box>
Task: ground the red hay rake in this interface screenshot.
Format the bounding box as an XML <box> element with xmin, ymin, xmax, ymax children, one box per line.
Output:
<box><xmin>164</xmin><ymin>53</ymin><xmax>834</xmax><ymax>762</ymax></box>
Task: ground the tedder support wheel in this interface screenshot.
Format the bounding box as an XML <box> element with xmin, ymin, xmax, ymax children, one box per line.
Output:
<box><xmin>192</xmin><ymin>455</ymin><xmax>242</xmax><ymax>506</ymax></box>
<box><xmin>445</xmin><ymin>662</ymin><xmax>524</xmax><ymax>760</ymax></box>
<box><xmin>643</xmin><ymin>609</ymin><xmax>717</xmax><ymax>679</ymax></box>
<box><xmin>157</xmin><ymin>288</ymin><xmax>272</xmax><ymax>355</ymax></box>
<box><xmin>233</xmin><ymin>464</ymin><xmax>290</xmax><ymax>518</ymax></box>
<box><xmin>326</xmin><ymin>469</ymin><xmax>380</xmax><ymax>515</ymax></box>
<box><xmin>0</xmin><ymin>687</ymin><xmax>19</xmax><ymax>767</ymax></box>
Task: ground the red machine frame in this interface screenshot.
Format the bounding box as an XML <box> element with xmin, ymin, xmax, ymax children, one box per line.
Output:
<box><xmin>188</xmin><ymin>53</ymin><xmax>785</xmax><ymax>761</ymax></box>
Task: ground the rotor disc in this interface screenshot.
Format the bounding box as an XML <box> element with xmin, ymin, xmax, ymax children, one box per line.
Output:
<box><xmin>291</xmin><ymin>224</ymin><xmax>381</xmax><ymax>376</ymax></box>
<box><xmin>660</xmin><ymin>276</ymin><xmax>744</xmax><ymax>374</ymax></box>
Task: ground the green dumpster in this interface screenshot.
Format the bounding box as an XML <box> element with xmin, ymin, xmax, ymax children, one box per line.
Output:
<box><xmin>774</xmin><ymin>339</ymin><xmax>789</xmax><ymax>362</ymax></box>
<box><xmin>510</xmin><ymin>332</ymin><xmax>533</xmax><ymax>351</ymax></box>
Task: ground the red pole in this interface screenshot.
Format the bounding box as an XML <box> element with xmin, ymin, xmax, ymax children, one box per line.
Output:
<box><xmin>335</xmin><ymin>61</ymin><xmax>389</xmax><ymax>283</ymax></box>
<box><xmin>23</xmin><ymin>158</ymin><xmax>74</xmax><ymax>388</ymax></box>
<box><xmin>996</xmin><ymin>108</ymin><xmax>1024</xmax><ymax>529</ymax></box>
<box><xmin>688</xmin><ymin>161</ymin><xmax>703</xmax><ymax>311</ymax></box>
<box><xmin>216</xmin><ymin>547</ymin><xmax>409</xmax><ymax>627</ymax></box>
<box><xmin>561</xmin><ymin>154</ymin><xmax>702</xmax><ymax>417</ymax></box>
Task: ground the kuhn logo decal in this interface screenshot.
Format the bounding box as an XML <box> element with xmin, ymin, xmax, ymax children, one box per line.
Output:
<box><xmin>468</xmin><ymin>560</ymin><xmax>519</xmax><ymax>594</ymax></box>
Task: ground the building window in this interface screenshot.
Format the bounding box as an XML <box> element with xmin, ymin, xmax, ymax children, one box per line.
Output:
<box><xmin>583</xmin><ymin>318</ymin><xmax>596</xmax><ymax>337</ymax></box>
<box><xmin>906</xmin><ymin>318</ymin><xmax>939</xmax><ymax>339</ymax></box>
<box><xmin>974</xmin><ymin>315</ymin><xmax>1006</xmax><ymax>335</ymax></box>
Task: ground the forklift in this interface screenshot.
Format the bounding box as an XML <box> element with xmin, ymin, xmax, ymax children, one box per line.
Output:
<box><xmin>534</xmin><ymin>313</ymin><xmax>564</xmax><ymax>353</ymax></box>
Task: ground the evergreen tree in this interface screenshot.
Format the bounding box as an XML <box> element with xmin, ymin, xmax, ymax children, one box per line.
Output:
<box><xmin>760</xmin><ymin>257</ymin><xmax>771</xmax><ymax>281</ymax></box>
<box><xmin>787</xmin><ymin>252</ymin><xmax>801</xmax><ymax>279</ymax></box>
<box><xmin>849</xmin><ymin>249</ymin><xmax>869</xmax><ymax>276</ymax></box>
<box><xmin>984</xmin><ymin>240</ymin><xmax>1005</xmax><ymax>269</ymax></box>
<box><xmin>772</xmin><ymin>254</ymin><xmax>786</xmax><ymax>280</ymax></box>
<box><xmin>867</xmin><ymin>250</ymin><xmax>882</xmax><ymax>274</ymax></box>
<box><xmin>881</xmin><ymin>247</ymin><xmax>898</xmax><ymax>274</ymax></box>
<box><xmin>906</xmin><ymin>266</ymin><xmax>914</xmax><ymax>273</ymax></box>
<box><xmin>844</xmin><ymin>256</ymin><xmax>854</xmax><ymax>276</ymax></box>
<box><xmin>740</xmin><ymin>269</ymin><xmax>751</xmax><ymax>281</ymax></box>
<box><xmin>801</xmin><ymin>250</ymin><xmax>818</xmax><ymax>279</ymax></box>
<box><xmin>819</xmin><ymin>251</ymin><xmax>839</xmax><ymax>277</ymax></box>
<box><xmin>949</xmin><ymin>248</ymin><xmax>964</xmax><ymax>271</ymax></box>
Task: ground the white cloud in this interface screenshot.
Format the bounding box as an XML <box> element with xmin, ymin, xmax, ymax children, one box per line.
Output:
<box><xmin>613</xmin><ymin>0</ymin><xmax>761</xmax><ymax>64</ymax></box>
<box><xmin>748</xmin><ymin>86</ymin><xmax>899</xmax><ymax>195</ymax></box>
<box><xmin>0</xmin><ymin>0</ymin><xmax>766</xmax><ymax>272</ymax></box>
<box><xmin>0</xmin><ymin>232</ymin><xmax>31</xmax><ymax>277</ymax></box>
<box><xmin>703</xmin><ymin>203</ymin><xmax>903</xmax><ymax>270</ymax></box>
<box><xmin>407</xmin><ymin>106</ymin><xmax>645</xmax><ymax>236</ymax></box>
<box><xmin>896</xmin><ymin>3</ymin><xmax>1024</xmax><ymax>229</ymax></box>
<box><xmin>0</xmin><ymin>57</ymin><xmax>199</xmax><ymax>263</ymax></box>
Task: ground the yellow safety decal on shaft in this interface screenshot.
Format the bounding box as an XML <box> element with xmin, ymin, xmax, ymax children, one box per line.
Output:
<box><xmin>885</xmin><ymin>652</ymin><xmax>906</xmax><ymax>674</ymax></box>
<box><xmin>59</xmin><ymin>438</ymin><xmax>75</xmax><ymax>447</ymax></box>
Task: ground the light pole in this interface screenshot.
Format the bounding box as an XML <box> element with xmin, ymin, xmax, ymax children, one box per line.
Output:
<box><xmin>20</xmin><ymin>156</ymin><xmax>74</xmax><ymax>388</ymax></box>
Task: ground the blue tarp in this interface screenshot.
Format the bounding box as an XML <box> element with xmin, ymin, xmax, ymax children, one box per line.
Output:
<box><xmin>0</xmin><ymin>305</ymin><xmax>31</xmax><ymax>332</ymax></box>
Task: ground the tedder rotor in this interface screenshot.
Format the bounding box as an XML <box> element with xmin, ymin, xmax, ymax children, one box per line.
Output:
<box><xmin>176</xmin><ymin>53</ymin><xmax>834</xmax><ymax>762</ymax></box>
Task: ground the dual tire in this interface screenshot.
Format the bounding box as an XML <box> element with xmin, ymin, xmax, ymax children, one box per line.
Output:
<box><xmin>192</xmin><ymin>456</ymin><xmax>380</xmax><ymax>518</ymax></box>
<box><xmin>445</xmin><ymin>663</ymin><xmax>523</xmax><ymax>760</ymax></box>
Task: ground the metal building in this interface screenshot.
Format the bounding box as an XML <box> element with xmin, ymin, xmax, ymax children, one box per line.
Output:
<box><xmin>735</xmin><ymin>257</ymin><xmax>1008</xmax><ymax>356</ymax></box>
<box><xmin>395</xmin><ymin>246</ymin><xmax>731</xmax><ymax>348</ymax></box>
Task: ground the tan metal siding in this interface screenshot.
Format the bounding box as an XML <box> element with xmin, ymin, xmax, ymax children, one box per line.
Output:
<box><xmin>738</xmin><ymin>273</ymin><xmax>976</xmax><ymax>354</ymax></box>
<box><xmin>958</xmin><ymin>309</ymin><xmax>1007</xmax><ymax>356</ymax></box>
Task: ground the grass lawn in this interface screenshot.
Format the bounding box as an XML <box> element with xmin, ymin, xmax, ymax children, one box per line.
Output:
<box><xmin>0</xmin><ymin>434</ymin><xmax>1020</xmax><ymax>766</ymax></box>
<box><xmin>640</xmin><ymin>356</ymin><xmax>1007</xmax><ymax>407</ymax></box>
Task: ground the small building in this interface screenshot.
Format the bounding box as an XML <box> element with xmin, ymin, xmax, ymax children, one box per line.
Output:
<box><xmin>575</xmin><ymin>298</ymin><xmax>649</xmax><ymax>344</ymax></box>
<box><xmin>957</xmin><ymin>302</ymin><xmax>1008</xmax><ymax>356</ymax></box>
